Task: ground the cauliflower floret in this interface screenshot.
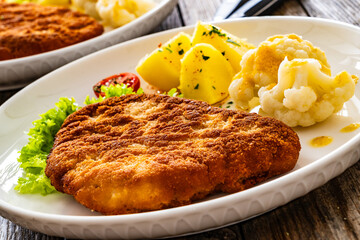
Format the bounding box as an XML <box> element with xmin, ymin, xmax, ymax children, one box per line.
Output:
<box><xmin>229</xmin><ymin>34</ymin><xmax>331</xmax><ymax>110</ymax></box>
<box><xmin>283</xmin><ymin>86</ymin><xmax>317</xmax><ymax>112</ymax></box>
<box><xmin>72</xmin><ymin>0</ymin><xmax>101</xmax><ymax>20</ymax></box>
<box><xmin>258</xmin><ymin>58</ymin><xmax>358</xmax><ymax>127</ymax></box>
<box><xmin>96</xmin><ymin>0</ymin><xmax>156</xmax><ymax>28</ymax></box>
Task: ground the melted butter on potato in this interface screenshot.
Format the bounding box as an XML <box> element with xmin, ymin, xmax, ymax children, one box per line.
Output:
<box><xmin>136</xmin><ymin>32</ymin><xmax>192</xmax><ymax>91</ymax></box>
<box><xmin>179</xmin><ymin>43</ymin><xmax>234</xmax><ymax>104</ymax></box>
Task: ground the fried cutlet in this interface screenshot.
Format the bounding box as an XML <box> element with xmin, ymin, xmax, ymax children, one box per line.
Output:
<box><xmin>0</xmin><ymin>2</ymin><xmax>104</xmax><ymax>61</ymax></box>
<box><xmin>45</xmin><ymin>94</ymin><xmax>301</xmax><ymax>215</ymax></box>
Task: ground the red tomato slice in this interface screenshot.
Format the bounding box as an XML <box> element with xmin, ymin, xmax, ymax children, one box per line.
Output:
<box><xmin>93</xmin><ymin>72</ymin><xmax>141</xmax><ymax>97</ymax></box>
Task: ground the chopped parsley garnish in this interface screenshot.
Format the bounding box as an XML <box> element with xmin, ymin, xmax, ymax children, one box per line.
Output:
<box><xmin>209</xmin><ymin>25</ymin><xmax>226</xmax><ymax>37</ymax></box>
<box><xmin>178</xmin><ymin>42</ymin><xmax>182</xmax><ymax>46</ymax></box>
<box><xmin>178</xmin><ymin>49</ymin><xmax>184</xmax><ymax>55</ymax></box>
<box><xmin>226</xmin><ymin>38</ymin><xmax>240</xmax><ymax>46</ymax></box>
<box><xmin>221</xmin><ymin>51</ymin><xmax>225</xmax><ymax>56</ymax></box>
<box><xmin>165</xmin><ymin>47</ymin><xmax>172</xmax><ymax>53</ymax></box>
<box><xmin>158</xmin><ymin>49</ymin><xmax>163</xmax><ymax>52</ymax></box>
<box><xmin>194</xmin><ymin>83</ymin><xmax>200</xmax><ymax>89</ymax></box>
<box><xmin>212</xmin><ymin>86</ymin><xmax>216</xmax><ymax>90</ymax></box>
<box><xmin>199</xmin><ymin>69</ymin><xmax>202</xmax><ymax>72</ymax></box>
<box><xmin>202</xmin><ymin>55</ymin><xmax>210</xmax><ymax>61</ymax></box>
<box><xmin>228</xmin><ymin>101</ymin><xmax>233</xmax><ymax>104</ymax></box>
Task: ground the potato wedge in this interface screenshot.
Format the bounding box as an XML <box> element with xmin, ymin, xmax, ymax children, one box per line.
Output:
<box><xmin>136</xmin><ymin>32</ymin><xmax>192</xmax><ymax>91</ymax></box>
<box><xmin>179</xmin><ymin>43</ymin><xmax>234</xmax><ymax>104</ymax></box>
<box><xmin>191</xmin><ymin>21</ymin><xmax>255</xmax><ymax>73</ymax></box>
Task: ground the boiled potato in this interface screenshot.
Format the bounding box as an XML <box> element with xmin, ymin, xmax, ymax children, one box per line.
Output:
<box><xmin>136</xmin><ymin>32</ymin><xmax>192</xmax><ymax>91</ymax></box>
<box><xmin>191</xmin><ymin>21</ymin><xmax>255</xmax><ymax>73</ymax></box>
<box><xmin>179</xmin><ymin>43</ymin><xmax>234</xmax><ymax>104</ymax></box>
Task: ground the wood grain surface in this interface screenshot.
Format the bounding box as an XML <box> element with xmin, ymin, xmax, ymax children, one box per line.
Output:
<box><xmin>1</xmin><ymin>0</ymin><xmax>360</xmax><ymax>239</ymax></box>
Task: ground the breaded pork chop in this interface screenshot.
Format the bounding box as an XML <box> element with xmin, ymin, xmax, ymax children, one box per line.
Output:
<box><xmin>45</xmin><ymin>94</ymin><xmax>300</xmax><ymax>215</ymax></box>
<box><xmin>0</xmin><ymin>2</ymin><xmax>103</xmax><ymax>60</ymax></box>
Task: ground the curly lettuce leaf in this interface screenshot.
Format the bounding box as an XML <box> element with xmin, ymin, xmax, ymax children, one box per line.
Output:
<box><xmin>15</xmin><ymin>97</ymin><xmax>79</xmax><ymax>195</ymax></box>
<box><xmin>84</xmin><ymin>84</ymin><xmax>144</xmax><ymax>105</ymax></box>
<box><xmin>84</xmin><ymin>84</ymin><xmax>182</xmax><ymax>105</ymax></box>
<box><xmin>165</xmin><ymin>88</ymin><xmax>183</xmax><ymax>98</ymax></box>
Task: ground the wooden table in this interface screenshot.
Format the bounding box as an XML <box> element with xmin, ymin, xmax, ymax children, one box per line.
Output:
<box><xmin>1</xmin><ymin>0</ymin><xmax>360</xmax><ymax>239</ymax></box>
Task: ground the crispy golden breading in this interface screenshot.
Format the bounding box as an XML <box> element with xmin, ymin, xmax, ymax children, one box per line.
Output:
<box><xmin>0</xmin><ymin>2</ymin><xmax>104</xmax><ymax>60</ymax></box>
<box><xmin>45</xmin><ymin>94</ymin><xmax>300</xmax><ymax>215</ymax></box>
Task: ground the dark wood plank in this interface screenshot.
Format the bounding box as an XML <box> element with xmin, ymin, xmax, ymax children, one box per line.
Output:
<box><xmin>272</xmin><ymin>0</ymin><xmax>307</xmax><ymax>16</ymax></box>
<box><xmin>0</xmin><ymin>217</ymin><xmax>63</xmax><ymax>240</ymax></box>
<box><xmin>178</xmin><ymin>0</ymin><xmax>222</xmax><ymax>24</ymax></box>
<box><xmin>152</xmin><ymin>4</ymin><xmax>184</xmax><ymax>32</ymax></box>
<box><xmin>0</xmin><ymin>89</ymin><xmax>19</xmax><ymax>105</ymax></box>
<box><xmin>176</xmin><ymin>226</ymin><xmax>244</xmax><ymax>240</ymax></box>
<box><xmin>300</xmin><ymin>0</ymin><xmax>360</xmax><ymax>26</ymax></box>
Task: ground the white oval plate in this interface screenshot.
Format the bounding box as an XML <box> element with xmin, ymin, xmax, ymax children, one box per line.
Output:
<box><xmin>1</xmin><ymin>17</ymin><xmax>360</xmax><ymax>239</ymax></box>
<box><xmin>0</xmin><ymin>0</ymin><xmax>178</xmax><ymax>90</ymax></box>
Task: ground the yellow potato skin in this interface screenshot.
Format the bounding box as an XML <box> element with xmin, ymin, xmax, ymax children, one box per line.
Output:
<box><xmin>136</xmin><ymin>32</ymin><xmax>192</xmax><ymax>91</ymax></box>
<box><xmin>179</xmin><ymin>43</ymin><xmax>234</xmax><ymax>104</ymax></box>
<box><xmin>191</xmin><ymin>22</ymin><xmax>255</xmax><ymax>73</ymax></box>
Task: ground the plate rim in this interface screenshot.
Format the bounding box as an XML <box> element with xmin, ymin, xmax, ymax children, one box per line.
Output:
<box><xmin>1</xmin><ymin>15</ymin><xmax>360</xmax><ymax>238</ymax></box>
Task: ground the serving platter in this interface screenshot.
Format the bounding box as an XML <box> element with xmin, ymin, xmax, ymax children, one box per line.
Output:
<box><xmin>0</xmin><ymin>0</ymin><xmax>178</xmax><ymax>90</ymax></box>
<box><xmin>1</xmin><ymin>16</ymin><xmax>360</xmax><ymax>239</ymax></box>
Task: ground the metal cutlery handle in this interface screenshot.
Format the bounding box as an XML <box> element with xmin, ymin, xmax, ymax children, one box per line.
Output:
<box><xmin>213</xmin><ymin>0</ymin><xmax>250</xmax><ymax>21</ymax></box>
<box><xmin>229</xmin><ymin>0</ymin><xmax>283</xmax><ymax>18</ymax></box>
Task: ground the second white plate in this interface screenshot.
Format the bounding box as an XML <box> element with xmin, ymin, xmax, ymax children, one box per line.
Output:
<box><xmin>0</xmin><ymin>0</ymin><xmax>178</xmax><ymax>90</ymax></box>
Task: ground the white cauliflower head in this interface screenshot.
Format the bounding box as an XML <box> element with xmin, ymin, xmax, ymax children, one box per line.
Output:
<box><xmin>72</xmin><ymin>0</ymin><xmax>101</xmax><ymax>20</ymax></box>
<box><xmin>229</xmin><ymin>34</ymin><xmax>331</xmax><ymax>110</ymax></box>
<box><xmin>258</xmin><ymin>58</ymin><xmax>358</xmax><ymax>127</ymax></box>
<box><xmin>96</xmin><ymin>0</ymin><xmax>156</xmax><ymax>28</ymax></box>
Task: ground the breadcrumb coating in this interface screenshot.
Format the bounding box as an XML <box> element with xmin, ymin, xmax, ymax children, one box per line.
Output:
<box><xmin>0</xmin><ymin>2</ymin><xmax>103</xmax><ymax>60</ymax></box>
<box><xmin>46</xmin><ymin>94</ymin><xmax>300</xmax><ymax>215</ymax></box>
